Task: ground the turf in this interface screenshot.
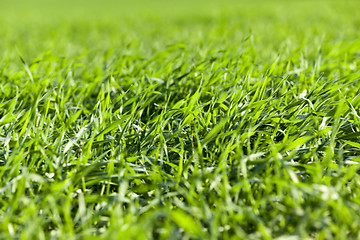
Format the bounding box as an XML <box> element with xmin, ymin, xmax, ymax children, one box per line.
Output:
<box><xmin>1</xmin><ymin>0</ymin><xmax>360</xmax><ymax>239</ymax></box>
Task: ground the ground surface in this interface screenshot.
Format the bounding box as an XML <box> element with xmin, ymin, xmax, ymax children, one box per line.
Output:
<box><xmin>1</xmin><ymin>0</ymin><xmax>360</xmax><ymax>239</ymax></box>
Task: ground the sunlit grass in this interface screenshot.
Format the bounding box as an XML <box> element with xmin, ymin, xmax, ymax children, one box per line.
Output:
<box><xmin>1</xmin><ymin>0</ymin><xmax>360</xmax><ymax>239</ymax></box>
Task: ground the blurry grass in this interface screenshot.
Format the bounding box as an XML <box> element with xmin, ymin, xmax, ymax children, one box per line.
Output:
<box><xmin>1</xmin><ymin>0</ymin><xmax>360</xmax><ymax>239</ymax></box>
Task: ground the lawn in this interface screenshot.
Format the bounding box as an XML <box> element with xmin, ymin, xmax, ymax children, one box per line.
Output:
<box><xmin>1</xmin><ymin>0</ymin><xmax>360</xmax><ymax>239</ymax></box>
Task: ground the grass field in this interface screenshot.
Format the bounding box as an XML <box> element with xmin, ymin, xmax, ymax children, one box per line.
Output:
<box><xmin>1</xmin><ymin>0</ymin><xmax>360</xmax><ymax>239</ymax></box>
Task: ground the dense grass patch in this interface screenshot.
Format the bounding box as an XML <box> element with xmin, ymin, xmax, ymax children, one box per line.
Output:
<box><xmin>1</xmin><ymin>0</ymin><xmax>360</xmax><ymax>239</ymax></box>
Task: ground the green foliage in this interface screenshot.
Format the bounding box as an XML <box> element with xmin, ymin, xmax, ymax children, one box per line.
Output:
<box><xmin>1</xmin><ymin>0</ymin><xmax>360</xmax><ymax>239</ymax></box>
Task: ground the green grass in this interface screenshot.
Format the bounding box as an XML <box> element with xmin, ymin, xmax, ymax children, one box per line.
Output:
<box><xmin>1</xmin><ymin>0</ymin><xmax>360</xmax><ymax>239</ymax></box>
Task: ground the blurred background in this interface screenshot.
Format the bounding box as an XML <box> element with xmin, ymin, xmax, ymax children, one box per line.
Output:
<box><xmin>1</xmin><ymin>0</ymin><xmax>359</xmax><ymax>72</ymax></box>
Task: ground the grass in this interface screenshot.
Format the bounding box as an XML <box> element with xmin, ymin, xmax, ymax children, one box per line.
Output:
<box><xmin>1</xmin><ymin>0</ymin><xmax>360</xmax><ymax>239</ymax></box>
